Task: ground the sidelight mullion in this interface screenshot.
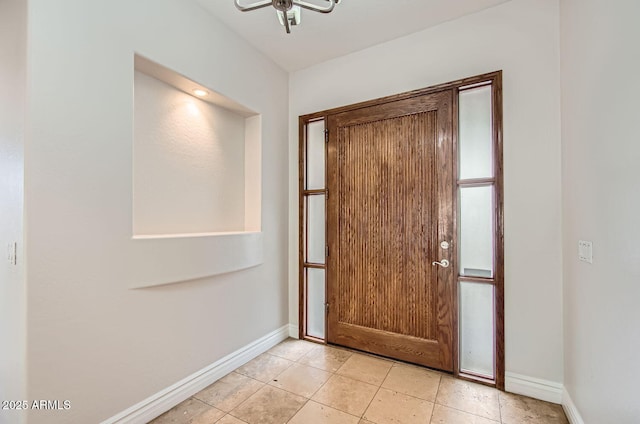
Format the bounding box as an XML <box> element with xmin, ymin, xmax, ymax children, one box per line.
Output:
<box><xmin>459</xmin><ymin>276</ymin><xmax>496</xmax><ymax>285</ymax></box>
<box><xmin>456</xmin><ymin>78</ymin><xmax>502</xmax><ymax>386</ymax></box>
<box><xmin>457</xmin><ymin>178</ymin><xmax>495</xmax><ymax>187</ymax></box>
<box><xmin>303</xmin><ymin>189</ymin><xmax>327</xmax><ymax>195</ymax></box>
<box><xmin>300</xmin><ymin>117</ymin><xmax>328</xmax><ymax>342</ymax></box>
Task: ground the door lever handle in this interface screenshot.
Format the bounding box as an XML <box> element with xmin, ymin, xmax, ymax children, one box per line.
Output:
<box><xmin>432</xmin><ymin>259</ymin><xmax>450</xmax><ymax>268</ymax></box>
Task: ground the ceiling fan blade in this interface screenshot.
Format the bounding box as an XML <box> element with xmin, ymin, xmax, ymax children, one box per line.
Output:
<box><xmin>293</xmin><ymin>0</ymin><xmax>335</xmax><ymax>13</ymax></box>
<box><xmin>234</xmin><ymin>0</ymin><xmax>273</xmax><ymax>12</ymax></box>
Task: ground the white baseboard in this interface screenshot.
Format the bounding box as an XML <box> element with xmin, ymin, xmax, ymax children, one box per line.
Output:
<box><xmin>288</xmin><ymin>324</ymin><xmax>299</xmax><ymax>339</ymax></box>
<box><xmin>505</xmin><ymin>372</ymin><xmax>563</xmax><ymax>404</ymax></box>
<box><xmin>562</xmin><ymin>387</ymin><xmax>585</xmax><ymax>424</ymax></box>
<box><xmin>101</xmin><ymin>325</ymin><xmax>290</xmax><ymax>424</ymax></box>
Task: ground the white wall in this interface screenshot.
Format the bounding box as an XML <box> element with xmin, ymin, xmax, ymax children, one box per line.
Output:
<box><xmin>289</xmin><ymin>0</ymin><xmax>564</xmax><ymax>385</ymax></box>
<box><xmin>561</xmin><ymin>0</ymin><xmax>640</xmax><ymax>422</ymax></box>
<box><xmin>0</xmin><ymin>0</ymin><xmax>27</xmax><ymax>422</ymax></box>
<box><xmin>24</xmin><ymin>0</ymin><xmax>289</xmax><ymax>423</ymax></box>
<box><xmin>133</xmin><ymin>71</ymin><xmax>246</xmax><ymax>236</ymax></box>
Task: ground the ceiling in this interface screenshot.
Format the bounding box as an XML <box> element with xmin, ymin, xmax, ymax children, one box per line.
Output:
<box><xmin>194</xmin><ymin>0</ymin><xmax>510</xmax><ymax>72</ymax></box>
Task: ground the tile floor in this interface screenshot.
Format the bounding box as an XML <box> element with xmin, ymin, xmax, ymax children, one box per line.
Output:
<box><xmin>149</xmin><ymin>338</ymin><xmax>568</xmax><ymax>424</ymax></box>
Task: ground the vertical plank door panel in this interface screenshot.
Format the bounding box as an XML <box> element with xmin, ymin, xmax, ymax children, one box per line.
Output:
<box><xmin>327</xmin><ymin>92</ymin><xmax>454</xmax><ymax>371</ymax></box>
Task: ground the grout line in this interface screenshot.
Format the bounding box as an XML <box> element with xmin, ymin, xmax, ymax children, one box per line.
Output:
<box><xmin>308</xmin><ymin>375</ymin><xmax>370</xmax><ymax>418</ymax></box>
<box><xmin>285</xmin><ymin>400</ymin><xmax>361</xmax><ymax>424</ymax></box>
<box><xmin>498</xmin><ymin>390</ymin><xmax>503</xmax><ymax>423</ymax></box>
<box><xmin>429</xmin><ymin>375</ymin><xmax>444</xmax><ymax>423</ymax></box>
<box><xmin>359</xmin><ymin>362</ymin><xmax>394</xmax><ymax>420</ymax></box>
<box><xmin>295</xmin><ymin>360</ymin><xmax>345</xmax><ymax>373</ymax></box>
<box><xmin>285</xmin><ymin>397</ymin><xmax>308</xmax><ymax>424</ymax></box>
<box><xmin>431</xmin><ymin>400</ymin><xmax>501</xmax><ymax>424</ymax></box>
<box><xmin>215</xmin><ymin>413</ymin><xmax>249</xmax><ymax>424</ymax></box>
<box><xmin>301</xmin><ymin>363</ymin><xmax>337</xmax><ymax>402</ymax></box>
<box><xmin>377</xmin><ymin>387</ymin><xmax>438</xmax><ymax>404</ymax></box>
<box><xmin>265</xmin><ymin>381</ymin><xmax>317</xmax><ymax>400</ymax></box>
<box><xmin>306</xmin><ymin>370</ymin><xmax>334</xmax><ymax>400</ymax></box>
<box><xmin>332</xmin><ymin>371</ymin><xmax>389</xmax><ymax>388</ymax></box>
<box><xmin>225</xmin><ymin>380</ymin><xmax>269</xmax><ymax>418</ymax></box>
<box><xmin>360</xmin><ymin>386</ymin><xmax>381</xmax><ymax>420</ymax></box>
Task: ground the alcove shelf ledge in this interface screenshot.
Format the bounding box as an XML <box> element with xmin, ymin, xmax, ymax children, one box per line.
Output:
<box><xmin>132</xmin><ymin>230</ymin><xmax>261</xmax><ymax>240</ymax></box>
<box><xmin>128</xmin><ymin>231</ymin><xmax>264</xmax><ymax>289</ymax></box>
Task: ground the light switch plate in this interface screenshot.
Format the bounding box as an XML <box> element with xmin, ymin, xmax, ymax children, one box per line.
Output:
<box><xmin>7</xmin><ymin>242</ymin><xmax>17</xmax><ymax>265</ymax></box>
<box><xmin>578</xmin><ymin>240</ymin><xmax>593</xmax><ymax>264</ymax></box>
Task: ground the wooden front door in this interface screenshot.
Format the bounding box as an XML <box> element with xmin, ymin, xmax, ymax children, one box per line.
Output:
<box><xmin>326</xmin><ymin>91</ymin><xmax>455</xmax><ymax>371</ymax></box>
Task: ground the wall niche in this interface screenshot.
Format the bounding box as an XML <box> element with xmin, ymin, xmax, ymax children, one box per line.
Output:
<box><xmin>133</xmin><ymin>54</ymin><xmax>261</xmax><ymax>238</ymax></box>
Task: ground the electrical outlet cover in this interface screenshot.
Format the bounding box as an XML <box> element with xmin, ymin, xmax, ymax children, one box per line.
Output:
<box><xmin>578</xmin><ymin>240</ymin><xmax>593</xmax><ymax>264</ymax></box>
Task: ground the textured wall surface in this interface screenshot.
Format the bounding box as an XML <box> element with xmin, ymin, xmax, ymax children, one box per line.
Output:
<box><xmin>134</xmin><ymin>71</ymin><xmax>246</xmax><ymax>236</ymax></box>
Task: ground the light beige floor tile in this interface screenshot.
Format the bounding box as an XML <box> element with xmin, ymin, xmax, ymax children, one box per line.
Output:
<box><xmin>230</xmin><ymin>385</ymin><xmax>306</xmax><ymax>424</ymax></box>
<box><xmin>381</xmin><ymin>364</ymin><xmax>441</xmax><ymax>401</ymax></box>
<box><xmin>194</xmin><ymin>372</ymin><xmax>264</xmax><ymax>412</ymax></box>
<box><xmin>267</xmin><ymin>338</ymin><xmax>317</xmax><ymax>361</ymax></box>
<box><xmin>217</xmin><ymin>415</ymin><xmax>247</xmax><ymax>424</ymax></box>
<box><xmin>150</xmin><ymin>398</ymin><xmax>225</xmax><ymax>424</ymax></box>
<box><xmin>430</xmin><ymin>404</ymin><xmax>499</xmax><ymax>424</ymax></box>
<box><xmin>235</xmin><ymin>353</ymin><xmax>293</xmax><ymax>383</ymax></box>
<box><xmin>499</xmin><ymin>392</ymin><xmax>568</xmax><ymax>424</ymax></box>
<box><xmin>312</xmin><ymin>374</ymin><xmax>379</xmax><ymax>417</ymax></box>
<box><xmin>299</xmin><ymin>345</ymin><xmax>353</xmax><ymax>372</ymax></box>
<box><xmin>435</xmin><ymin>377</ymin><xmax>500</xmax><ymax>422</ymax></box>
<box><xmin>363</xmin><ymin>388</ymin><xmax>433</xmax><ymax>424</ymax></box>
<box><xmin>358</xmin><ymin>420</ymin><xmax>376</xmax><ymax>424</ymax></box>
<box><xmin>336</xmin><ymin>353</ymin><xmax>393</xmax><ymax>386</ymax></box>
<box><xmin>288</xmin><ymin>401</ymin><xmax>361</xmax><ymax>424</ymax></box>
<box><xmin>269</xmin><ymin>363</ymin><xmax>331</xmax><ymax>398</ymax></box>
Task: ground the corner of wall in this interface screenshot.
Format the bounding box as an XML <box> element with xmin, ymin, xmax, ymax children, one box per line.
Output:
<box><xmin>562</xmin><ymin>387</ymin><xmax>585</xmax><ymax>424</ymax></box>
<box><xmin>0</xmin><ymin>0</ymin><xmax>27</xmax><ymax>422</ymax></box>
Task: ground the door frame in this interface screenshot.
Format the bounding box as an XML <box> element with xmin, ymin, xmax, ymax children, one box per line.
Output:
<box><xmin>298</xmin><ymin>71</ymin><xmax>504</xmax><ymax>389</ymax></box>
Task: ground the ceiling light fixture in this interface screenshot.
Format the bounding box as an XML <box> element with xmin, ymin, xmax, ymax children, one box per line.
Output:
<box><xmin>192</xmin><ymin>89</ymin><xmax>209</xmax><ymax>97</ymax></box>
<box><xmin>234</xmin><ymin>0</ymin><xmax>341</xmax><ymax>34</ymax></box>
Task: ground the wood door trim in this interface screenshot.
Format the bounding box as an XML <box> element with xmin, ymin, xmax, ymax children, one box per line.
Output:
<box><xmin>300</xmin><ymin>71</ymin><xmax>501</xmax><ymax>121</ymax></box>
<box><xmin>298</xmin><ymin>71</ymin><xmax>505</xmax><ymax>389</ymax></box>
<box><xmin>325</xmin><ymin>115</ymin><xmax>338</xmax><ymax>345</ymax></box>
<box><xmin>493</xmin><ymin>73</ymin><xmax>505</xmax><ymax>390</ymax></box>
<box><xmin>434</xmin><ymin>90</ymin><xmax>456</xmax><ymax>372</ymax></box>
<box><xmin>451</xmin><ymin>86</ymin><xmax>460</xmax><ymax>379</ymax></box>
<box><xmin>298</xmin><ymin>116</ymin><xmax>306</xmax><ymax>340</ymax></box>
<box><xmin>330</xmin><ymin>93</ymin><xmax>445</xmax><ymax>127</ymax></box>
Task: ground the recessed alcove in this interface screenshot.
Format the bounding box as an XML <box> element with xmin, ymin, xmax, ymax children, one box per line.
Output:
<box><xmin>133</xmin><ymin>55</ymin><xmax>261</xmax><ymax>238</ymax></box>
<box><xmin>128</xmin><ymin>55</ymin><xmax>263</xmax><ymax>288</ymax></box>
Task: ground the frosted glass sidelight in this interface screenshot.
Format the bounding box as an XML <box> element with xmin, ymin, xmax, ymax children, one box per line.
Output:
<box><xmin>307</xmin><ymin>120</ymin><xmax>326</xmax><ymax>189</ymax></box>
<box><xmin>459</xmin><ymin>86</ymin><xmax>493</xmax><ymax>180</ymax></box>
<box><xmin>460</xmin><ymin>282</ymin><xmax>495</xmax><ymax>378</ymax></box>
<box><xmin>307</xmin><ymin>195</ymin><xmax>326</xmax><ymax>264</ymax></box>
<box><xmin>307</xmin><ymin>268</ymin><xmax>326</xmax><ymax>339</ymax></box>
<box><xmin>459</xmin><ymin>186</ymin><xmax>493</xmax><ymax>278</ymax></box>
